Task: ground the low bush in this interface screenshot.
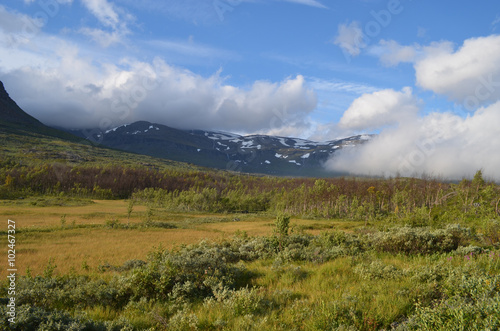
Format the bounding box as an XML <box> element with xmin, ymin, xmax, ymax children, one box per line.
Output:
<box><xmin>400</xmin><ymin>265</ymin><xmax>500</xmax><ymax>330</ymax></box>
<box><xmin>0</xmin><ymin>304</ymin><xmax>133</xmax><ymax>331</ymax></box>
<box><xmin>3</xmin><ymin>224</ymin><xmax>496</xmax><ymax>330</ymax></box>
<box><xmin>354</xmin><ymin>260</ymin><xmax>404</xmax><ymax>280</ymax></box>
<box><xmin>368</xmin><ymin>224</ymin><xmax>473</xmax><ymax>255</ymax></box>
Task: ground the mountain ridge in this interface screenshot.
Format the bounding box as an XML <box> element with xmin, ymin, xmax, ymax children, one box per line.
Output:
<box><xmin>0</xmin><ymin>80</ymin><xmax>372</xmax><ymax>177</ymax></box>
<box><xmin>66</xmin><ymin>121</ymin><xmax>373</xmax><ymax>176</ymax></box>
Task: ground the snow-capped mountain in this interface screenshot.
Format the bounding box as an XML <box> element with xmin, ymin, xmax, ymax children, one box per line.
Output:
<box><xmin>0</xmin><ymin>80</ymin><xmax>372</xmax><ymax>177</ymax></box>
<box><xmin>70</xmin><ymin>121</ymin><xmax>373</xmax><ymax>176</ymax></box>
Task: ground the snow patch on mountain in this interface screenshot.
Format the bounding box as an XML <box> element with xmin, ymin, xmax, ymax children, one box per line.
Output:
<box><xmin>105</xmin><ymin>124</ymin><xmax>128</xmax><ymax>134</ymax></box>
<box><xmin>277</xmin><ymin>137</ymin><xmax>289</xmax><ymax>147</ymax></box>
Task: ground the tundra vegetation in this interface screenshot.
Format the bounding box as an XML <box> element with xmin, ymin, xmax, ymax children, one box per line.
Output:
<box><xmin>0</xmin><ymin>135</ymin><xmax>500</xmax><ymax>330</ymax></box>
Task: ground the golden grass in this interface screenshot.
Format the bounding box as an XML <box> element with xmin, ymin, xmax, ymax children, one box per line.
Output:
<box><xmin>7</xmin><ymin>227</ymin><xmax>227</xmax><ymax>277</ymax></box>
<box><xmin>0</xmin><ymin>199</ymin><xmax>365</xmax><ymax>278</ymax></box>
<box><xmin>0</xmin><ymin>200</ymin><xmax>147</xmax><ymax>228</ymax></box>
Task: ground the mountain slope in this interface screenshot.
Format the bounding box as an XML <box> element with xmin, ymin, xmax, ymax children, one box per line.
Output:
<box><xmin>0</xmin><ymin>81</ymin><xmax>372</xmax><ymax>177</ymax></box>
<box><xmin>0</xmin><ymin>81</ymin><xmax>79</xmax><ymax>141</ymax></box>
<box><xmin>69</xmin><ymin>121</ymin><xmax>373</xmax><ymax>176</ymax></box>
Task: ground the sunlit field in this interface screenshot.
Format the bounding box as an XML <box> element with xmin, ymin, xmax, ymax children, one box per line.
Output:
<box><xmin>0</xmin><ymin>199</ymin><xmax>366</xmax><ymax>278</ymax></box>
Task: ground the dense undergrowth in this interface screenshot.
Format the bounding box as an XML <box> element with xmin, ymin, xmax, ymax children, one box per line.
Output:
<box><xmin>2</xmin><ymin>219</ymin><xmax>500</xmax><ymax>330</ymax></box>
<box><xmin>2</xmin><ymin>159</ymin><xmax>499</xmax><ymax>226</ymax></box>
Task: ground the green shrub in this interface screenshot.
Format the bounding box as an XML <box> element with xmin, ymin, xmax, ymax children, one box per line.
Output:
<box><xmin>0</xmin><ymin>304</ymin><xmax>133</xmax><ymax>331</ymax></box>
<box><xmin>368</xmin><ymin>225</ymin><xmax>472</xmax><ymax>255</ymax></box>
<box><xmin>166</xmin><ymin>307</ymin><xmax>200</xmax><ymax>331</ymax></box>
<box><xmin>483</xmin><ymin>219</ymin><xmax>500</xmax><ymax>246</ymax></box>
<box><xmin>105</xmin><ymin>219</ymin><xmax>121</xmax><ymax>229</ymax></box>
<box><xmin>275</xmin><ymin>214</ymin><xmax>291</xmax><ymax>238</ymax></box>
<box><xmin>400</xmin><ymin>295</ymin><xmax>500</xmax><ymax>331</ymax></box>
<box><xmin>400</xmin><ymin>263</ymin><xmax>500</xmax><ymax>330</ymax></box>
<box><xmin>354</xmin><ymin>260</ymin><xmax>404</xmax><ymax>280</ymax></box>
<box><xmin>205</xmin><ymin>285</ymin><xmax>267</xmax><ymax>317</ymax></box>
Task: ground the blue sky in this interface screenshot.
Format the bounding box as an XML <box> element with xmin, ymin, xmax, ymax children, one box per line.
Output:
<box><xmin>1</xmin><ymin>0</ymin><xmax>500</xmax><ymax>179</ymax></box>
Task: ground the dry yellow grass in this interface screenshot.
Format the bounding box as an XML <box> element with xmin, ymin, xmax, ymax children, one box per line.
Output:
<box><xmin>10</xmin><ymin>228</ymin><xmax>230</xmax><ymax>277</ymax></box>
<box><xmin>0</xmin><ymin>200</ymin><xmax>271</xmax><ymax>277</ymax></box>
<box><xmin>0</xmin><ymin>199</ymin><xmax>362</xmax><ymax>278</ymax></box>
<box><xmin>0</xmin><ymin>200</ymin><xmax>147</xmax><ymax>228</ymax></box>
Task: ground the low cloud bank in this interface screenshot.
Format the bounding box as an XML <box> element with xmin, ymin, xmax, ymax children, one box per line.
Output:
<box><xmin>326</xmin><ymin>35</ymin><xmax>500</xmax><ymax>181</ymax></box>
<box><xmin>326</xmin><ymin>101</ymin><xmax>500</xmax><ymax>181</ymax></box>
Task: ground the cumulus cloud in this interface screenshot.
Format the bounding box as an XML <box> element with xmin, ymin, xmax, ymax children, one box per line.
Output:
<box><xmin>373</xmin><ymin>36</ymin><xmax>500</xmax><ymax>109</ymax></box>
<box><xmin>326</xmin><ymin>101</ymin><xmax>500</xmax><ymax>181</ymax></box>
<box><xmin>1</xmin><ymin>48</ymin><xmax>316</xmax><ymax>133</ymax></box>
<box><xmin>324</xmin><ymin>35</ymin><xmax>500</xmax><ymax>181</ymax></box>
<box><xmin>415</xmin><ymin>35</ymin><xmax>500</xmax><ymax>109</ymax></box>
<box><xmin>333</xmin><ymin>21</ymin><xmax>366</xmax><ymax>57</ymax></box>
<box><xmin>0</xmin><ymin>4</ymin><xmax>316</xmax><ymax>134</ymax></box>
<box><xmin>339</xmin><ymin>87</ymin><xmax>420</xmax><ymax>131</ymax></box>
<box><xmin>371</xmin><ymin>39</ymin><xmax>419</xmax><ymax>67</ymax></box>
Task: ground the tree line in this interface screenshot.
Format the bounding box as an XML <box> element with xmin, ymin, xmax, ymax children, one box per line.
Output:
<box><xmin>1</xmin><ymin>162</ymin><xmax>499</xmax><ymax>223</ymax></box>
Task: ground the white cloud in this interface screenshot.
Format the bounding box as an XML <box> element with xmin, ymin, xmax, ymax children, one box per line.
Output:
<box><xmin>280</xmin><ymin>0</ymin><xmax>327</xmax><ymax>9</ymax></box>
<box><xmin>0</xmin><ymin>5</ymin><xmax>44</xmax><ymax>48</ymax></box>
<box><xmin>1</xmin><ymin>46</ymin><xmax>316</xmax><ymax>133</ymax></box>
<box><xmin>79</xmin><ymin>28</ymin><xmax>125</xmax><ymax>47</ymax></box>
<box><xmin>0</xmin><ymin>7</ymin><xmax>62</xmax><ymax>70</ymax></box>
<box><xmin>326</xmin><ymin>101</ymin><xmax>500</xmax><ymax>181</ymax></box>
<box><xmin>81</xmin><ymin>0</ymin><xmax>119</xmax><ymax>28</ymax></box>
<box><xmin>333</xmin><ymin>21</ymin><xmax>366</xmax><ymax>57</ymax></box>
<box><xmin>492</xmin><ymin>15</ymin><xmax>500</xmax><ymax>31</ymax></box>
<box><xmin>323</xmin><ymin>34</ymin><xmax>500</xmax><ymax>181</ymax></box>
<box><xmin>369</xmin><ymin>36</ymin><xmax>500</xmax><ymax>110</ymax></box>
<box><xmin>415</xmin><ymin>35</ymin><xmax>500</xmax><ymax>108</ymax></box>
<box><xmin>0</xmin><ymin>5</ymin><xmax>316</xmax><ymax>134</ymax></box>
<box><xmin>80</xmin><ymin>0</ymin><xmax>133</xmax><ymax>47</ymax></box>
<box><xmin>308</xmin><ymin>77</ymin><xmax>379</xmax><ymax>95</ymax></box>
<box><xmin>372</xmin><ymin>39</ymin><xmax>419</xmax><ymax>67</ymax></box>
<box><xmin>339</xmin><ymin>87</ymin><xmax>420</xmax><ymax>131</ymax></box>
<box><xmin>146</xmin><ymin>38</ymin><xmax>239</xmax><ymax>61</ymax></box>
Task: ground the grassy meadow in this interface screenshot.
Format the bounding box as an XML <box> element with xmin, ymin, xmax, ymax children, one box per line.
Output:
<box><xmin>0</xmin><ymin>198</ymin><xmax>360</xmax><ymax>279</ymax></box>
<box><xmin>1</xmin><ymin>192</ymin><xmax>500</xmax><ymax>330</ymax></box>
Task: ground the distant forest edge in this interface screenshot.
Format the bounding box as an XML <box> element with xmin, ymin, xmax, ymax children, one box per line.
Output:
<box><xmin>1</xmin><ymin>154</ymin><xmax>499</xmax><ymax>225</ymax></box>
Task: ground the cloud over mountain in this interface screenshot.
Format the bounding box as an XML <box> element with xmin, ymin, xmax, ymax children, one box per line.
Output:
<box><xmin>0</xmin><ymin>3</ymin><xmax>317</xmax><ymax>135</ymax></box>
<box><xmin>326</xmin><ymin>101</ymin><xmax>500</xmax><ymax>180</ymax></box>
<box><xmin>325</xmin><ymin>35</ymin><xmax>500</xmax><ymax>181</ymax></box>
<box><xmin>2</xmin><ymin>53</ymin><xmax>316</xmax><ymax>133</ymax></box>
<box><xmin>339</xmin><ymin>87</ymin><xmax>419</xmax><ymax>131</ymax></box>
